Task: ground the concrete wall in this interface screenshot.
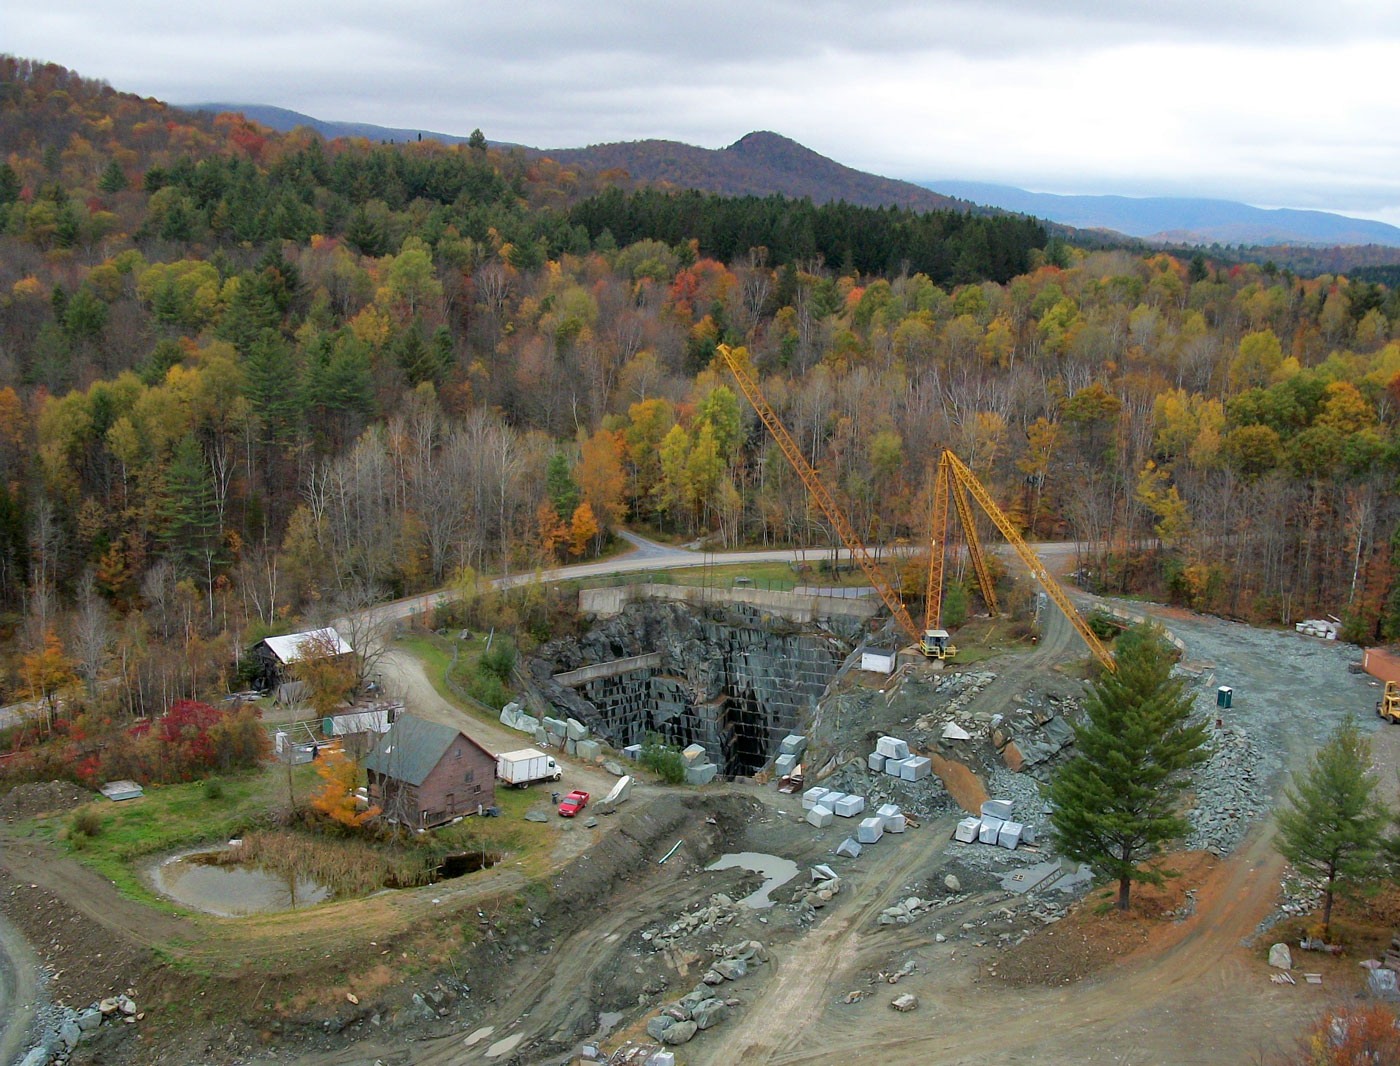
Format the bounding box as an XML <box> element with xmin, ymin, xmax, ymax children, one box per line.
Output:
<box><xmin>553</xmin><ymin>652</ymin><xmax>663</xmax><ymax>687</ymax></box>
<box><xmin>579</xmin><ymin>582</ymin><xmax>880</xmax><ymax>624</ymax></box>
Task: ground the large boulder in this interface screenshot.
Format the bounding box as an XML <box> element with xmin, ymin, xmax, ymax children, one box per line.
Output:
<box><xmin>691</xmin><ymin>998</ymin><xmax>729</xmax><ymax>1029</ymax></box>
<box><xmin>1268</xmin><ymin>943</ymin><xmax>1292</xmax><ymax>970</ymax></box>
<box><xmin>660</xmin><ymin>1020</ymin><xmax>698</xmax><ymax>1045</ymax></box>
<box><xmin>645</xmin><ymin>1016</ymin><xmax>672</xmax><ymax>1041</ymax></box>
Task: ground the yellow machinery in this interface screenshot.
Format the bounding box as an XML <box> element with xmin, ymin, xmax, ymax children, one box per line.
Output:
<box><xmin>1379</xmin><ymin>681</ymin><xmax>1400</xmax><ymax>723</ymax></box>
<box><xmin>716</xmin><ymin>344</ymin><xmax>1115</xmax><ymax>672</ymax></box>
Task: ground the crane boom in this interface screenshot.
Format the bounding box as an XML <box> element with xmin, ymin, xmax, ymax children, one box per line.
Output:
<box><xmin>951</xmin><ymin>473</ymin><xmax>999</xmax><ymax>616</ymax></box>
<box><xmin>923</xmin><ymin>459</ymin><xmax>950</xmax><ymax>632</ymax></box>
<box><xmin>942</xmin><ymin>450</ymin><xmax>1115</xmax><ymax>672</ymax></box>
<box><xmin>717</xmin><ymin>345</ymin><xmax>922</xmax><ymax>645</ymax></box>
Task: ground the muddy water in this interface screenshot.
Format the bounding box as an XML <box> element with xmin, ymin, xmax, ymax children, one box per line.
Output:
<box><xmin>151</xmin><ymin>850</ymin><xmax>330</xmax><ymax>916</ymax></box>
<box><xmin>705</xmin><ymin>852</ymin><xmax>800</xmax><ymax>909</ymax></box>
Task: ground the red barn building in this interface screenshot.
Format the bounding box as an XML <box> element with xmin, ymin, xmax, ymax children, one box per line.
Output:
<box><xmin>364</xmin><ymin>715</ymin><xmax>495</xmax><ymax>828</ymax></box>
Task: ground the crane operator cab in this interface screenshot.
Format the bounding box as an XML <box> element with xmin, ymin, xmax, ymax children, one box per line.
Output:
<box><xmin>920</xmin><ymin>629</ymin><xmax>956</xmax><ymax>660</ymax></box>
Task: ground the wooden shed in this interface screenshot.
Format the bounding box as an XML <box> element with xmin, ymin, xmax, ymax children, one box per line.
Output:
<box><xmin>248</xmin><ymin>627</ymin><xmax>355</xmax><ymax>694</ymax></box>
<box><xmin>363</xmin><ymin>714</ymin><xmax>496</xmax><ymax>828</ymax></box>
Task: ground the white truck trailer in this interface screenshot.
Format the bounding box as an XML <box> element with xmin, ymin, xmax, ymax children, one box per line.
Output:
<box><xmin>496</xmin><ymin>748</ymin><xmax>562</xmax><ymax>787</ymax></box>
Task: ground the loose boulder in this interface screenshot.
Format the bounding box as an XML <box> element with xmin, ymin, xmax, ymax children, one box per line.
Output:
<box><xmin>660</xmin><ymin>1020</ymin><xmax>698</xmax><ymax>1045</ymax></box>
<box><xmin>1268</xmin><ymin>943</ymin><xmax>1292</xmax><ymax>970</ymax></box>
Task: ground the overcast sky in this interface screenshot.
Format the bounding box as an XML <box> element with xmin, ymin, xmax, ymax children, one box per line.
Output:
<box><xmin>11</xmin><ymin>1</ymin><xmax>1400</xmax><ymax>223</ymax></box>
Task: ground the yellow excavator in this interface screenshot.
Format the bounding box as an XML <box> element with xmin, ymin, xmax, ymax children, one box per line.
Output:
<box><xmin>717</xmin><ymin>343</ymin><xmax>1116</xmax><ymax>672</ymax></box>
<box><xmin>1378</xmin><ymin>681</ymin><xmax>1400</xmax><ymax>723</ymax></box>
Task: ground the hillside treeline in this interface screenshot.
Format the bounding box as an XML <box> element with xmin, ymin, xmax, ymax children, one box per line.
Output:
<box><xmin>2</xmin><ymin>56</ymin><xmax>1400</xmax><ymax>715</ymax></box>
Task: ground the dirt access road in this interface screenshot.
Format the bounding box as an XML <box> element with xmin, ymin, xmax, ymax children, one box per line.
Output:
<box><xmin>0</xmin><ymin>911</ymin><xmax>40</xmax><ymax>1066</ymax></box>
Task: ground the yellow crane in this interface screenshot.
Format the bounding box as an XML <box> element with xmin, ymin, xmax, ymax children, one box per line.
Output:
<box><xmin>717</xmin><ymin>344</ymin><xmax>1115</xmax><ymax>672</ymax></box>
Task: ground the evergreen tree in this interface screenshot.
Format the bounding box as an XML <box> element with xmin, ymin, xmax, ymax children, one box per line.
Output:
<box><xmin>545</xmin><ymin>452</ymin><xmax>580</xmax><ymax>523</ymax></box>
<box><xmin>1276</xmin><ymin>721</ymin><xmax>1384</xmax><ymax>936</ymax></box>
<box><xmin>0</xmin><ymin>163</ymin><xmax>19</xmax><ymax>206</ymax></box>
<box><xmin>98</xmin><ymin>160</ymin><xmax>128</xmax><ymax>193</ymax></box>
<box><xmin>1045</xmin><ymin>624</ymin><xmax>1209</xmax><ymax>911</ymax></box>
<box><xmin>156</xmin><ymin>433</ymin><xmax>219</xmax><ymax>570</ymax></box>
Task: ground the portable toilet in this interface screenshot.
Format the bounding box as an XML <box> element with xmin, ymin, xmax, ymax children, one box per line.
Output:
<box><xmin>1216</xmin><ymin>686</ymin><xmax>1233</xmax><ymax>709</ymax></box>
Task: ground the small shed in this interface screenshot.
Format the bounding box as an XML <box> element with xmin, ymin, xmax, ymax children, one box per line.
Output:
<box><xmin>248</xmin><ymin>627</ymin><xmax>355</xmax><ymax>693</ymax></box>
<box><xmin>363</xmin><ymin>714</ymin><xmax>496</xmax><ymax>828</ymax></box>
<box><xmin>861</xmin><ymin>647</ymin><xmax>897</xmax><ymax>675</ymax></box>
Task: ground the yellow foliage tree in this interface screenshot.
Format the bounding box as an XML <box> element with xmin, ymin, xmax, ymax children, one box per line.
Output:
<box><xmin>310</xmin><ymin>748</ymin><xmax>380</xmax><ymax>828</ymax></box>
<box><xmin>22</xmin><ymin>629</ymin><xmax>75</xmax><ymax>726</ymax></box>
<box><xmin>569</xmin><ymin>501</ymin><xmax>599</xmax><ymax>557</ymax></box>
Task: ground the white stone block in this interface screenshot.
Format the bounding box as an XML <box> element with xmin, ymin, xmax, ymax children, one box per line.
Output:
<box><xmin>981</xmin><ymin>798</ymin><xmax>1014</xmax><ymax>820</ymax></box>
<box><xmin>997</xmin><ymin>821</ymin><xmax>1023</xmax><ymax>850</ymax></box>
<box><xmin>876</xmin><ymin>736</ymin><xmax>910</xmax><ymax>761</ymax></box>
<box><xmin>899</xmin><ymin>756</ymin><xmax>931</xmax><ymax>782</ymax></box>
<box><xmin>833</xmin><ymin>794</ymin><xmax>866</xmax><ymax>818</ymax></box>
<box><xmin>836</xmin><ymin>837</ymin><xmax>862</xmax><ymax>858</ymax></box>
<box><xmin>623</xmin><ymin>744</ymin><xmax>642</xmax><ymax>761</ymax></box>
<box><xmin>884</xmin><ymin>758</ymin><xmax>907</xmax><ymax>777</ymax></box>
<box><xmin>780</xmin><ymin>734</ymin><xmax>807</xmax><ymax>757</ymax></box>
<box><xmin>954</xmin><ymin>817</ymin><xmax>980</xmax><ymax>843</ymax></box>
<box><xmin>806</xmin><ymin>804</ymin><xmax>833</xmax><ymax>828</ymax></box>
<box><xmin>857</xmin><ymin>817</ymin><xmax>884</xmax><ymax>844</ymax></box>
<box><xmin>801</xmin><ymin>786</ymin><xmax>831</xmax><ymax>810</ymax></box>
<box><xmin>774</xmin><ymin>752</ymin><xmax>798</xmax><ymax>777</ymax></box>
<box><xmin>941</xmin><ymin>721</ymin><xmax>972</xmax><ymax>741</ymax></box>
<box><xmin>979</xmin><ymin>816</ymin><xmax>1004</xmax><ymax>845</ymax></box>
<box><xmin>682</xmin><ymin>743</ymin><xmax>707</xmax><ymax>766</ymax></box>
<box><xmin>884</xmin><ymin>813</ymin><xmax>907</xmax><ymax>833</ymax></box>
<box><xmin>868</xmin><ymin>752</ymin><xmax>886</xmax><ymax>773</ymax></box>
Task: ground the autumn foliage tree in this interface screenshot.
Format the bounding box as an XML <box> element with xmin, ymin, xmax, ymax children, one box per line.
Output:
<box><xmin>310</xmin><ymin>748</ymin><xmax>380</xmax><ymax>829</ymax></box>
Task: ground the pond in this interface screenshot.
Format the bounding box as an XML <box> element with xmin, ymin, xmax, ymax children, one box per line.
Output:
<box><xmin>150</xmin><ymin>849</ymin><xmax>330</xmax><ymax>917</ymax></box>
<box><xmin>704</xmin><ymin>852</ymin><xmax>800</xmax><ymax>909</ymax></box>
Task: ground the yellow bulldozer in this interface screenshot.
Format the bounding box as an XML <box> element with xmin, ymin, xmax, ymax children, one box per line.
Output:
<box><xmin>1378</xmin><ymin>681</ymin><xmax>1400</xmax><ymax>724</ymax></box>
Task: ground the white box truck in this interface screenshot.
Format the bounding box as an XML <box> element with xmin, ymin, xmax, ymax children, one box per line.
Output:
<box><xmin>497</xmin><ymin>748</ymin><xmax>562</xmax><ymax>787</ymax></box>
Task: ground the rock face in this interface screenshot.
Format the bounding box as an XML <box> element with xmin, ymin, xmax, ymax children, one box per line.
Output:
<box><xmin>531</xmin><ymin>601</ymin><xmax>848</xmax><ymax>775</ymax></box>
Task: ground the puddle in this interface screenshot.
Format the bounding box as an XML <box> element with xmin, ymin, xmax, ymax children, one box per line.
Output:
<box><xmin>705</xmin><ymin>852</ymin><xmax>800</xmax><ymax>909</ymax></box>
<box><xmin>151</xmin><ymin>849</ymin><xmax>330</xmax><ymax>916</ymax></box>
<box><xmin>484</xmin><ymin>1032</ymin><xmax>523</xmax><ymax>1059</ymax></box>
<box><xmin>999</xmin><ymin>859</ymin><xmax>1095</xmax><ymax>895</ymax></box>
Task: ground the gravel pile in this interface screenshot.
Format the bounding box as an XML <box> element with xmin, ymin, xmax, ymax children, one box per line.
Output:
<box><xmin>0</xmin><ymin>781</ymin><xmax>95</xmax><ymax>823</ymax></box>
<box><xmin>1185</xmin><ymin>718</ymin><xmax>1263</xmax><ymax>855</ymax></box>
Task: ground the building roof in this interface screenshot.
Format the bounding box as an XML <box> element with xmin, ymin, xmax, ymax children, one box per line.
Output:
<box><xmin>260</xmin><ymin>627</ymin><xmax>353</xmax><ymax>665</ymax></box>
<box><xmin>363</xmin><ymin>714</ymin><xmax>494</xmax><ymax>787</ymax></box>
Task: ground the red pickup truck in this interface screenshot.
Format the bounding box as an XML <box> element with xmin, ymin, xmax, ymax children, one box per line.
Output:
<box><xmin>557</xmin><ymin>790</ymin><xmax>589</xmax><ymax>817</ymax></box>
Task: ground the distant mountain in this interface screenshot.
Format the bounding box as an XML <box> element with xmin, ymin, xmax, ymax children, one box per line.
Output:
<box><xmin>539</xmin><ymin>131</ymin><xmax>980</xmax><ymax>214</ymax></box>
<box><xmin>186</xmin><ymin>103</ymin><xmax>476</xmax><ymax>145</ymax></box>
<box><xmin>928</xmin><ymin>180</ymin><xmax>1400</xmax><ymax>248</ymax></box>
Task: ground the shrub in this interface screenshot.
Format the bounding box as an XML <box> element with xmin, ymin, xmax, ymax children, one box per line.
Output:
<box><xmin>69</xmin><ymin>807</ymin><xmax>102</xmax><ymax>838</ymax></box>
<box><xmin>639</xmin><ymin>736</ymin><xmax>686</xmax><ymax>784</ymax></box>
<box><xmin>479</xmin><ymin>644</ymin><xmax>516</xmax><ymax>683</ymax></box>
<box><xmin>1088</xmin><ymin>610</ymin><xmax>1122</xmax><ymax>641</ymax></box>
<box><xmin>203</xmin><ymin>778</ymin><xmax>224</xmax><ymax>800</ymax></box>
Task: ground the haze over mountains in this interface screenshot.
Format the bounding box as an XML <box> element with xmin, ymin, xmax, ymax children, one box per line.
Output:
<box><xmin>192</xmin><ymin>102</ymin><xmax>1400</xmax><ymax>249</ymax></box>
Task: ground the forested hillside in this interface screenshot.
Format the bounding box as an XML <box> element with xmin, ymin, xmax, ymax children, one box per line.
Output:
<box><xmin>3</xmin><ymin>56</ymin><xmax>1400</xmax><ymax>717</ymax></box>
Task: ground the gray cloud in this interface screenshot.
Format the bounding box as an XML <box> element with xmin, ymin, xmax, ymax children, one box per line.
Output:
<box><xmin>9</xmin><ymin>1</ymin><xmax>1400</xmax><ymax>219</ymax></box>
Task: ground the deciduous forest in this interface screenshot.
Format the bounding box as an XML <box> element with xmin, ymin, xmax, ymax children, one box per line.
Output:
<box><xmin>3</xmin><ymin>55</ymin><xmax>1400</xmax><ymax>725</ymax></box>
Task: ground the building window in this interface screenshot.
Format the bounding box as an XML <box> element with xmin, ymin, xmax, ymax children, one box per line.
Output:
<box><xmin>454</xmin><ymin>747</ymin><xmax>462</xmax><ymax>760</ymax></box>
<box><xmin>464</xmin><ymin>769</ymin><xmax>474</xmax><ymax>783</ymax></box>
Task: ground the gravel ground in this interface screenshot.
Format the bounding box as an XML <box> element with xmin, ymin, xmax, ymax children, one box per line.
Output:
<box><xmin>1104</xmin><ymin>600</ymin><xmax>1380</xmax><ymax>854</ymax></box>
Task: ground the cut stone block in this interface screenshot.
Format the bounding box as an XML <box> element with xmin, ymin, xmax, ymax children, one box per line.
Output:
<box><xmin>884</xmin><ymin>758</ymin><xmax>908</xmax><ymax>777</ymax></box>
<box><xmin>836</xmin><ymin>837</ymin><xmax>862</xmax><ymax>858</ymax></box>
<box><xmin>565</xmin><ymin>717</ymin><xmax>589</xmax><ymax>741</ymax></box>
<box><xmin>565</xmin><ymin>738</ymin><xmax>577</xmax><ymax>756</ymax></box>
<box><xmin>857</xmin><ymin>817</ymin><xmax>884</xmax><ymax>844</ymax></box>
<box><xmin>884</xmin><ymin>813</ymin><xmax>907</xmax><ymax>833</ymax></box>
<box><xmin>774</xmin><ymin>752</ymin><xmax>798</xmax><ymax>777</ymax></box>
<box><xmin>822</xmin><ymin>791</ymin><xmax>848</xmax><ymax>809</ymax></box>
<box><xmin>1020</xmin><ymin>823</ymin><xmax>1036</xmax><ymax>845</ymax></box>
<box><xmin>981</xmin><ymin>798</ymin><xmax>1014</xmax><ymax>820</ymax></box>
<box><xmin>868</xmin><ymin>752</ymin><xmax>887</xmax><ymax>773</ymax></box>
<box><xmin>647</xmin><ymin>1052</ymin><xmax>677</xmax><ymax>1066</ymax></box>
<box><xmin>876</xmin><ymin>802</ymin><xmax>901</xmax><ymax>824</ymax></box>
<box><xmin>899</xmin><ymin>756</ymin><xmax>931</xmax><ymax>782</ymax></box>
<box><xmin>779</xmin><ymin>734</ymin><xmax>807</xmax><ymax>757</ymax></box>
<box><xmin>954</xmin><ymin>817</ymin><xmax>981</xmax><ymax>843</ymax></box>
<box><xmin>623</xmin><ymin>744</ymin><xmax>642</xmax><ymax>761</ymax></box>
<box><xmin>833</xmin><ymin>794</ymin><xmax>866</xmax><ymax>818</ymax></box>
<box><xmin>684</xmin><ymin>762</ymin><xmax>718</xmax><ymax>785</ymax></box>
<box><xmin>978</xmin><ymin>816</ymin><xmax>1005</xmax><ymax>845</ymax></box>
<box><xmin>543</xmin><ymin>716</ymin><xmax>569</xmax><ymax>736</ymax></box>
<box><xmin>876</xmin><ymin>736</ymin><xmax>910</xmax><ymax>761</ymax></box>
<box><xmin>801</xmin><ymin>786</ymin><xmax>831</xmax><ymax>810</ymax></box>
<box><xmin>806</xmin><ymin>804</ymin><xmax>833</xmax><ymax>828</ymax></box>
<box><xmin>997</xmin><ymin>821</ymin><xmax>1023</xmax><ymax>850</ymax></box>
<box><xmin>575</xmin><ymin>739</ymin><xmax>601</xmax><ymax>761</ymax></box>
<box><xmin>682</xmin><ymin>743</ymin><xmax>708</xmax><ymax>766</ymax></box>
<box><xmin>941</xmin><ymin>721</ymin><xmax>972</xmax><ymax>741</ymax></box>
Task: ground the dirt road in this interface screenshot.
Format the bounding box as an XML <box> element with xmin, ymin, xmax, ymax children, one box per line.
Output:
<box><xmin>0</xmin><ymin>910</ymin><xmax>40</xmax><ymax>1066</ymax></box>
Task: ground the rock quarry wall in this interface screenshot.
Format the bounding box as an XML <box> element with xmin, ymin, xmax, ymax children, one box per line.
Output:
<box><xmin>529</xmin><ymin>602</ymin><xmax>849</xmax><ymax>775</ymax></box>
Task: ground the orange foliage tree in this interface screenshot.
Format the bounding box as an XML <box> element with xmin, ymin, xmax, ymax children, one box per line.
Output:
<box><xmin>1277</xmin><ymin>1004</ymin><xmax>1400</xmax><ymax>1065</ymax></box>
<box><xmin>309</xmin><ymin>748</ymin><xmax>380</xmax><ymax>828</ymax></box>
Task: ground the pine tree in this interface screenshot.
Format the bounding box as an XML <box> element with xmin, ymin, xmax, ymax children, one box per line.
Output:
<box><xmin>97</xmin><ymin>160</ymin><xmax>128</xmax><ymax>193</ymax></box>
<box><xmin>1045</xmin><ymin>624</ymin><xmax>1209</xmax><ymax>911</ymax></box>
<box><xmin>155</xmin><ymin>433</ymin><xmax>219</xmax><ymax>570</ymax></box>
<box><xmin>545</xmin><ymin>452</ymin><xmax>579</xmax><ymax>523</ymax></box>
<box><xmin>1276</xmin><ymin>721</ymin><xmax>1384</xmax><ymax>936</ymax></box>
